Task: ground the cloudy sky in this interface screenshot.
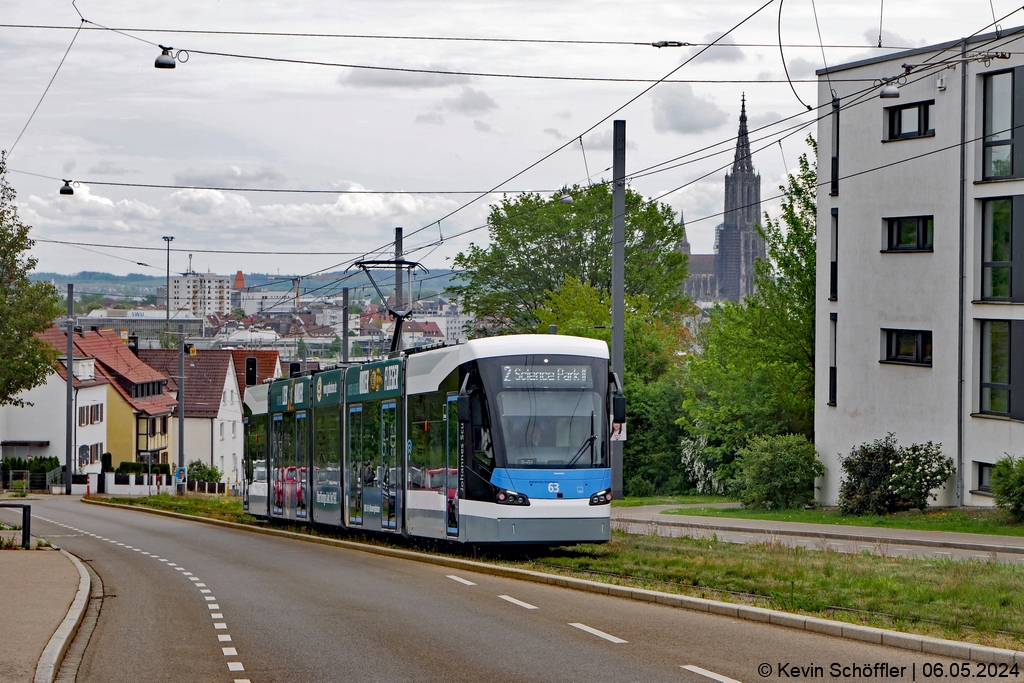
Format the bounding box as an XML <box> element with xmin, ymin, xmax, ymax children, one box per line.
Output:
<box><xmin>1</xmin><ymin>0</ymin><xmax>1004</xmax><ymax>280</ymax></box>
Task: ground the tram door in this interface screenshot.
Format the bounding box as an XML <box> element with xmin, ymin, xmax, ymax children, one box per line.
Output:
<box><xmin>295</xmin><ymin>411</ymin><xmax>308</xmax><ymax>519</ymax></box>
<box><xmin>381</xmin><ymin>400</ymin><xmax>398</xmax><ymax>531</ymax></box>
<box><xmin>271</xmin><ymin>414</ymin><xmax>285</xmax><ymax>516</ymax></box>
<box><xmin>445</xmin><ymin>395</ymin><xmax>460</xmax><ymax>537</ymax></box>
<box><xmin>346</xmin><ymin>405</ymin><xmax>363</xmax><ymax>527</ymax></box>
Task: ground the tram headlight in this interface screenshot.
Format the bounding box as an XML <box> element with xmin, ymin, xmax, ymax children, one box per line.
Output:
<box><xmin>589</xmin><ymin>488</ymin><xmax>613</xmax><ymax>505</ymax></box>
<box><xmin>496</xmin><ymin>489</ymin><xmax>530</xmax><ymax>506</ymax></box>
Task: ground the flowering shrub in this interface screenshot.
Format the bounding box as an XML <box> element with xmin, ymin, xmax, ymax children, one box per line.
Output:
<box><xmin>839</xmin><ymin>434</ymin><xmax>954</xmax><ymax>515</ymax></box>
<box><xmin>991</xmin><ymin>454</ymin><xmax>1024</xmax><ymax>521</ymax></box>
<box><xmin>736</xmin><ymin>434</ymin><xmax>824</xmax><ymax>509</ymax></box>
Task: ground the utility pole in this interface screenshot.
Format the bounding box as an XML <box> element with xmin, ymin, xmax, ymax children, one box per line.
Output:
<box><xmin>162</xmin><ymin>236</ymin><xmax>174</xmax><ymax>324</ymax></box>
<box><xmin>611</xmin><ymin>120</ymin><xmax>626</xmax><ymax>499</ymax></box>
<box><xmin>394</xmin><ymin>227</ymin><xmax>404</xmax><ymax>352</ymax></box>
<box><xmin>177</xmin><ymin>323</ymin><xmax>185</xmax><ymax>484</ymax></box>
<box><xmin>65</xmin><ymin>284</ymin><xmax>74</xmax><ymax>495</ymax></box>
<box><xmin>342</xmin><ymin>287</ymin><xmax>349</xmax><ymax>363</ymax></box>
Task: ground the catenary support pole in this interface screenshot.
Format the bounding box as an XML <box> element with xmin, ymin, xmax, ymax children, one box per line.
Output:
<box><xmin>178</xmin><ymin>324</ymin><xmax>185</xmax><ymax>475</ymax></box>
<box><xmin>611</xmin><ymin>120</ymin><xmax>626</xmax><ymax>499</ymax></box>
<box><xmin>342</xmin><ymin>287</ymin><xmax>349</xmax><ymax>363</ymax></box>
<box><xmin>65</xmin><ymin>284</ymin><xmax>74</xmax><ymax>495</ymax></box>
<box><xmin>395</xmin><ymin>226</ymin><xmax>404</xmax><ymax>352</ymax></box>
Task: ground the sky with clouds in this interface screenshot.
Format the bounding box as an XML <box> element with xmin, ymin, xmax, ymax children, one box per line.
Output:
<box><xmin>0</xmin><ymin>0</ymin><xmax>1003</xmax><ymax>279</ymax></box>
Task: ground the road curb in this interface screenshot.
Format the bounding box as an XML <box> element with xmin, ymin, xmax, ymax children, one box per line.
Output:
<box><xmin>615</xmin><ymin>516</ymin><xmax>1024</xmax><ymax>556</ymax></box>
<box><xmin>34</xmin><ymin>548</ymin><xmax>91</xmax><ymax>683</ymax></box>
<box><xmin>81</xmin><ymin>498</ymin><xmax>1024</xmax><ymax>664</ymax></box>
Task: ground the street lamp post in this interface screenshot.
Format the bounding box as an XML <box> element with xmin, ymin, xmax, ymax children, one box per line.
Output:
<box><xmin>163</xmin><ymin>236</ymin><xmax>174</xmax><ymax>325</ymax></box>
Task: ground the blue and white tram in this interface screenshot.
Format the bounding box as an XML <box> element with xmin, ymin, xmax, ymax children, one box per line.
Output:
<box><xmin>242</xmin><ymin>334</ymin><xmax>622</xmax><ymax>545</ymax></box>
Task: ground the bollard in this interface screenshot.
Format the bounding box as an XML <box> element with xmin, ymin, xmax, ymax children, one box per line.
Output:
<box><xmin>0</xmin><ymin>503</ymin><xmax>31</xmax><ymax>549</ymax></box>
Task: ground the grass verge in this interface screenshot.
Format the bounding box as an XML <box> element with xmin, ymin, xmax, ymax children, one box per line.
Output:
<box><xmin>612</xmin><ymin>494</ymin><xmax>736</xmax><ymax>508</ymax></box>
<box><xmin>92</xmin><ymin>495</ymin><xmax>1024</xmax><ymax>650</ymax></box>
<box><xmin>662</xmin><ymin>506</ymin><xmax>1024</xmax><ymax>538</ymax></box>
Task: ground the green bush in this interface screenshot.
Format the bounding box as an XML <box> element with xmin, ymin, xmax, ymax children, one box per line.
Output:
<box><xmin>187</xmin><ymin>460</ymin><xmax>222</xmax><ymax>484</ymax></box>
<box><xmin>839</xmin><ymin>434</ymin><xmax>954</xmax><ymax>515</ymax></box>
<box><xmin>991</xmin><ymin>454</ymin><xmax>1024</xmax><ymax>521</ymax></box>
<box><xmin>116</xmin><ymin>462</ymin><xmax>146</xmax><ymax>475</ymax></box>
<box><xmin>626</xmin><ymin>475</ymin><xmax>656</xmax><ymax>498</ymax></box>
<box><xmin>735</xmin><ymin>434</ymin><xmax>824</xmax><ymax>509</ymax></box>
<box><xmin>101</xmin><ymin>453</ymin><xmax>113</xmax><ymax>473</ymax></box>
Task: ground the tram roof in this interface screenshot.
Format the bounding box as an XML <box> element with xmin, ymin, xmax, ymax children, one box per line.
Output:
<box><xmin>461</xmin><ymin>334</ymin><xmax>609</xmax><ymax>361</ymax></box>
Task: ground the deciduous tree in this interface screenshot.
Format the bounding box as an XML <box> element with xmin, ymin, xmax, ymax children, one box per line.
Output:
<box><xmin>0</xmin><ymin>152</ymin><xmax>63</xmax><ymax>407</ymax></box>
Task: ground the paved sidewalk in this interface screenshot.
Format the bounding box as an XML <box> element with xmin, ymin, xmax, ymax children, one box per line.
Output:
<box><xmin>0</xmin><ymin>548</ymin><xmax>79</xmax><ymax>683</ymax></box>
<box><xmin>611</xmin><ymin>505</ymin><xmax>1024</xmax><ymax>561</ymax></box>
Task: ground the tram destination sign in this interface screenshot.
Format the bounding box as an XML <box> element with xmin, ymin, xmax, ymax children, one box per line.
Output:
<box><xmin>501</xmin><ymin>365</ymin><xmax>592</xmax><ymax>389</ymax></box>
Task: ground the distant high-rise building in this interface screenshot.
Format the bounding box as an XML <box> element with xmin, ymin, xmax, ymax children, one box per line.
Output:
<box><xmin>681</xmin><ymin>96</ymin><xmax>765</xmax><ymax>302</ymax></box>
<box><xmin>170</xmin><ymin>271</ymin><xmax>231</xmax><ymax>317</ymax></box>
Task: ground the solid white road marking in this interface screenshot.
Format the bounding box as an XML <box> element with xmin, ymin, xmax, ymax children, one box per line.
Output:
<box><xmin>218</xmin><ymin>635</ymin><xmax>232</xmax><ymax>642</ymax></box>
<box><xmin>233</xmin><ymin>679</ymin><xmax>251</xmax><ymax>683</ymax></box>
<box><xmin>200</xmin><ymin>589</ymin><xmax>212</xmax><ymax>594</ymax></box>
<box><xmin>159</xmin><ymin>559</ymin><xmax>168</xmax><ymax>562</ymax></box>
<box><xmin>196</xmin><ymin>583</ymin><xmax>207</xmax><ymax>587</ymax></box>
<box><xmin>212</xmin><ymin>614</ymin><xmax>224</xmax><ymax>619</ymax></box>
<box><xmin>182</xmin><ymin>572</ymin><xmax>192</xmax><ymax>576</ymax></box>
<box><xmin>215</xmin><ymin>623</ymin><xmax>227</xmax><ymax>630</ymax></box>
<box><xmin>569</xmin><ymin>623</ymin><xmax>627</xmax><ymax>644</ymax></box>
<box><xmin>222</xmin><ymin>647</ymin><xmax>237</xmax><ymax>656</ymax></box>
<box><xmin>190</xmin><ymin>578</ymin><xmax>200</xmax><ymax>582</ymax></box>
<box><xmin>209</xmin><ymin>604</ymin><xmax>220</xmax><ymax>610</ymax></box>
<box><xmin>227</xmin><ymin>662</ymin><xmax>244</xmax><ymax>672</ymax></box>
<box><xmin>681</xmin><ymin>664</ymin><xmax>743</xmax><ymax>683</ymax></box>
<box><xmin>498</xmin><ymin>595</ymin><xmax>539</xmax><ymax>610</ymax></box>
<box><xmin>446</xmin><ymin>575</ymin><xmax>476</xmax><ymax>586</ymax></box>
<box><xmin>205</xmin><ymin>596</ymin><xmax>216</xmax><ymax>602</ymax></box>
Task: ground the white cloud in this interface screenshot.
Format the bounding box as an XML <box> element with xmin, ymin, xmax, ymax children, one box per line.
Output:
<box><xmin>543</xmin><ymin>128</ymin><xmax>566</xmax><ymax>139</ymax></box>
<box><xmin>441</xmin><ymin>88</ymin><xmax>498</xmax><ymax>115</ymax></box>
<box><xmin>173</xmin><ymin>166</ymin><xmax>287</xmax><ymax>188</ymax></box>
<box><xmin>338</xmin><ymin>64</ymin><xmax>471</xmax><ymax>89</ymax></box>
<box><xmin>473</xmin><ymin>120</ymin><xmax>494</xmax><ymax>133</ymax></box>
<box><xmin>787</xmin><ymin>57</ymin><xmax>820</xmax><ymax>79</ymax></box>
<box><xmin>415</xmin><ymin>112</ymin><xmax>445</xmax><ymax>125</ymax></box>
<box><xmin>748</xmin><ymin>110</ymin><xmax>786</xmax><ymax>130</ymax></box>
<box><xmin>62</xmin><ymin>159</ymin><xmax>76</xmax><ymax>174</ymax></box>
<box><xmin>87</xmin><ymin>160</ymin><xmax>136</xmax><ymax>175</ymax></box>
<box><xmin>583</xmin><ymin>128</ymin><xmax>638</xmax><ymax>150</ymax></box>
<box><xmin>687</xmin><ymin>33</ymin><xmax>745</xmax><ymax>63</ymax></box>
<box><xmin>651</xmin><ymin>86</ymin><xmax>728</xmax><ymax>135</ymax></box>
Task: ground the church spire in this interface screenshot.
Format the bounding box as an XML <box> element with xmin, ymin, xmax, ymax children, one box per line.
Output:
<box><xmin>732</xmin><ymin>93</ymin><xmax>753</xmax><ymax>174</ymax></box>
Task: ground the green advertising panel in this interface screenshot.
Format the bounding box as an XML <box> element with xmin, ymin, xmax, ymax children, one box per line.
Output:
<box><xmin>312</xmin><ymin>370</ymin><xmax>344</xmax><ymax>407</ymax></box>
<box><xmin>345</xmin><ymin>359</ymin><xmax>403</xmax><ymax>402</ymax></box>
<box><xmin>269</xmin><ymin>376</ymin><xmax>312</xmax><ymax>413</ymax></box>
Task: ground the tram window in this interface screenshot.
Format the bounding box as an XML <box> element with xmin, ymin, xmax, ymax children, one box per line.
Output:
<box><xmin>408</xmin><ymin>392</ymin><xmax>448</xmax><ymax>490</ymax></box>
<box><xmin>314</xmin><ymin>409</ymin><xmax>341</xmax><ymax>484</ymax></box>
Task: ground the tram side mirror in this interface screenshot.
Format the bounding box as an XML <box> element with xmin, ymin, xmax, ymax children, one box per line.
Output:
<box><xmin>457</xmin><ymin>395</ymin><xmax>471</xmax><ymax>422</ymax></box>
<box><xmin>612</xmin><ymin>395</ymin><xmax>626</xmax><ymax>424</ymax></box>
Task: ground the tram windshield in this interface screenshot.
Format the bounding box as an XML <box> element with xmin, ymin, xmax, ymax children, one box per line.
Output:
<box><xmin>479</xmin><ymin>356</ymin><xmax>608</xmax><ymax>469</ymax></box>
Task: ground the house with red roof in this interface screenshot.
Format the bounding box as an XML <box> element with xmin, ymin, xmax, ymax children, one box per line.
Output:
<box><xmin>140</xmin><ymin>349</ymin><xmax>244</xmax><ymax>485</ymax></box>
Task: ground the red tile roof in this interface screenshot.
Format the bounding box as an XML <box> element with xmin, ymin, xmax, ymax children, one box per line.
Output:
<box><xmin>229</xmin><ymin>350</ymin><xmax>281</xmax><ymax>400</ymax></box>
<box><xmin>36</xmin><ymin>327</ymin><xmax>110</xmax><ymax>390</ymax></box>
<box><xmin>140</xmin><ymin>349</ymin><xmax>236</xmax><ymax>419</ymax></box>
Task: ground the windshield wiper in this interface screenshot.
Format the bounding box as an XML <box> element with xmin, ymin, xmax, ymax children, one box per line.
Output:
<box><xmin>565</xmin><ymin>412</ymin><xmax>596</xmax><ymax>468</ymax></box>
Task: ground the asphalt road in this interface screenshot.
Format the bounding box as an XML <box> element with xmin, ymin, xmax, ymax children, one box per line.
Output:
<box><xmin>16</xmin><ymin>496</ymin><xmax>971</xmax><ymax>683</ymax></box>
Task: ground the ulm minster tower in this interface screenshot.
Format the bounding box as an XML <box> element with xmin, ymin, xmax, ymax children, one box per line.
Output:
<box><xmin>679</xmin><ymin>96</ymin><xmax>765</xmax><ymax>302</ymax></box>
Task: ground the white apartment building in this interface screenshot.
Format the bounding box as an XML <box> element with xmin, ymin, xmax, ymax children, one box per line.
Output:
<box><xmin>815</xmin><ymin>28</ymin><xmax>1024</xmax><ymax>506</ymax></box>
<box><xmin>171</xmin><ymin>271</ymin><xmax>231</xmax><ymax>317</ymax></box>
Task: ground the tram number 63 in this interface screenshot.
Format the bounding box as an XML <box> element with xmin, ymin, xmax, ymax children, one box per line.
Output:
<box><xmin>548</xmin><ymin>482</ymin><xmax>560</xmax><ymax>493</ymax></box>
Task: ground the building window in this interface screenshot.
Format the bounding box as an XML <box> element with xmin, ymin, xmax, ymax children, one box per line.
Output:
<box><xmin>886</xmin><ymin>100</ymin><xmax>934</xmax><ymax>140</ymax></box>
<box><xmin>981</xmin><ymin>320</ymin><xmax>1013</xmax><ymax>415</ymax></box>
<box><xmin>829</xmin><ymin>208</ymin><xmax>838</xmax><ymax>300</ymax></box>
<box><xmin>885</xmin><ymin>216</ymin><xmax>934</xmax><ymax>251</ymax></box>
<box><xmin>231</xmin><ymin>421</ymin><xmax>237</xmax><ymax>438</ymax></box>
<box><xmin>882</xmin><ymin>329</ymin><xmax>932</xmax><ymax>366</ymax></box>
<box><xmin>828</xmin><ymin>313</ymin><xmax>837</xmax><ymax>406</ymax></box>
<box><xmin>984</xmin><ymin>71</ymin><xmax>1014</xmax><ymax>179</ymax></box>
<box><xmin>981</xmin><ymin>197</ymin><xmax>1022</xmax><ymax>300</ymax></box>
<box><xmin>977</xmin><ymin>462</ymin><xmax>994</xmax><ymax>492</ymax></box>
<box><xmin>219</xmin><ymin>422</ymin><xmax>225</xmax><ymax>440</ymax></box>
<box><xmin>830</xmin><ymin>97</ymin><xmax>840</xmax><ymax>196</ymax></box>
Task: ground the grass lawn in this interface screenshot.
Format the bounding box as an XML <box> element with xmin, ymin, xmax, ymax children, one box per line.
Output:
<box><xmin>92</xmin><ymin>495</ymin><xmax>1024</xmax><ymax>649</ymax></box>
<box><xmin>661</xmin><ymin>506</ymin><xmax>1024</xmax><ymax>538</ymax></box>
<box><xmin>511</xmin><ymin>532</ymin><xmax>1024</xmax><ymax>650</ymax></box>
<box><xmin>612</xmin><ymin>494</ymin><xmax>736</xmax><ymax>508</ymax></box>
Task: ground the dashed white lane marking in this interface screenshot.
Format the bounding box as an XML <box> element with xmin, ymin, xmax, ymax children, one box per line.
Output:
<box><xmin>446</xmin><ymin>574</ymin><xmax>476</xmax><ymax>586</ymax></box>
<box><xmin>498</xmin><ymin>595</ymin><xmax>539</xmax><ymax>610</ymax></box>
<box><xmin>681</xmin><ymin>664</ymin><xmax>743</xmax><ymax>683</ymax></box>
<box><xmin>569</xmin><ymin>623</ymin><xmax>627</xmax><ymax>644</ymax></box>
<box><xmin>35</xmin><ymin>516</ymin><xmax>250</xmax><ymax>679</ymax></box>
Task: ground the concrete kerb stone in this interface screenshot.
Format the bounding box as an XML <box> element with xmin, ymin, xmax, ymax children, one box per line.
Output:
<box><xmin>34</xmin><ymin>549</ymin><xmax>90</xmax><ymax>683</ymax></box>
<box><xmin>617</xmin><ymin>516</ymin><xmax>1024</xmax><ymax>556</ymax></box>
<box><xmin>81</xmin><ymin>498</ymin><xmax>1024</xmax><ymax>664</ymax></box>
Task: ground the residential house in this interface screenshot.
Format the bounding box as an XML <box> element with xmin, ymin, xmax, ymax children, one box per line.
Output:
<box><xmin>140</xmin><ymin>349</ymin><xmax>244</xmax><ymax>485</ymax></box>
<box><xmin>814</xmin><ymin>26</ymin><xmax>1024</xmax><ymax>506</ymax></box>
